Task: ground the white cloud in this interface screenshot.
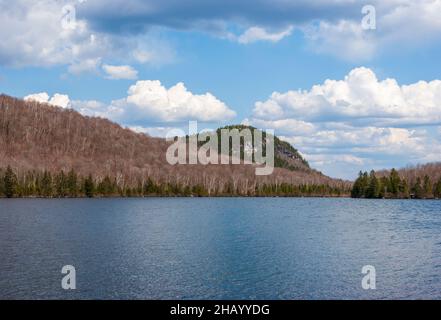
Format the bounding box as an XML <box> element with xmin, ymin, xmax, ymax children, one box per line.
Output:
<box><xmin>253</xmin><ymin>67</ymin><xmax>441</xmax><ymax>127</ymax></box>
<box><xmin>0</xmin><ymin>1</ymin><xmax>175</xmax><ymax>71</ymax></box>
<box><xmin>237</xmin><ymin>26</ymin><xmax>293</xmax><ymax>44</ymax></box>
<box><xmin>24</xmin><ymin>92</ymin><xmax>71</xmax><ymax>108</ymax></box>
<box><xmin>69</xmin><ymin>80</ymin><xmax>236</xmax><ymax>123</ymax></box>
<box><xmin>103</xmin><ymin>64</ymin><xmax>139</xmax><ymax>80</ymax></box>
<box><xmin>120</xmin><ymin>80</ymin><xmax>236</xmax><ymax>122</ymax></box>
<box><xmin>24</xmin><ymin>92</ymin><xmax>50</xmax><ymax>104</ymax></box>
<box><xmin>49</xmin><ymin>94</ymin><xmax>71</xmax><ymax>109</ymax></box>
<box><xmin>2</xmin><ymin>0</ymin><xmax>441</xmax><ymax>67</ymax></box>
<box><xmin>249</xmin><ymin>67</ymin><xmax>441</xmax><ymax>178</ymax></box>
<box><xmin>302</xmin><ymin>20</ymin><xmax>376</xmax><ymax>61</ymax></box>
<box><xmin>0</xmin><ymin>1</ymin><xmax>103</xmax><ymax>67</ymax></box>
<box><xmin>303</xmin><ymin>0</ymin><xmax>441</xmax><ymax>60</ymax></box>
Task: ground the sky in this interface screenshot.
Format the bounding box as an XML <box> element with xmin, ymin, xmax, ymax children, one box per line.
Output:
<box><xmin>1</xmin><ymin>0</ymin><xmax>441</xmax><ymax>179</ymax></box>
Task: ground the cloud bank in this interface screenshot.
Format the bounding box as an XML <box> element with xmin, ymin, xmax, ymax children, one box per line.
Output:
<box><xmin>249</xmin><ymin>67</ymin><xmax>441</xmax><ymax>178</ymax></box>
<box><xmin>25</xmin><ymin>80</ymin><xmax>236</xmax><ymax>124</ymax></box>
<box><xmin>2</xmin><ymin>0</ymin><xmax>441</xmax><ymax>68</ymax></box>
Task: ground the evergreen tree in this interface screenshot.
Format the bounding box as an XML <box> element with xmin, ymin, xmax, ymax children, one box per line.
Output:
<box><xmin>41</xmin><ymin>171</ymin><xmax>53</xmax><ymax>197</ymax></box>
<box><xmin>83</xmin><ymin>174</ymin><xmax>95</xmax><ymax>198</ymax></box>
<box><xmin>399</xmin><ymin>179</ymin><xmax>410</xmax><ymax>199</ymax></box>
<box><xmin>423</xmin><ymin>175</ymin><xmax>433</xmax><ymax>198</ymax></box>
<box><xmin>434</xmin><ymin>177</ymin><xmax>441</xmax><ymax>199</ymax></box>
<box><xmin>55</xmin><ymin>171</ymin><xmax>68</xmax><ymax>197</ymax></box>
<box><xmin>0</xmin><ymin>169</ymin><xmax>5</xmax><ymax>196</ymax></box>
<box><xmin>412</xmin><ymin>177</ymin><xmax>423</xmax><ymax>199</ymax></box>
<box><xmin>366</xmin><ymin>170</ymin><xmax>380</xmax><ymax>198</ymax></box>
<box><xmin>143</xmin><ymin>178</ymin><xmax>157</xmax><ymax>195</ymax></box>
<box><xmin>97</xmin><ymin>176</ymin><xmax>115</xmax><ymax>195</ymax></box>
<box><xmin>351</xmin><ymin>171</ymin><xmax>363</xmax><ymax>198</ymax></box>
<box><xmin>389</xmin><ymin>169</ymin><xmax>401</xmax><ymax>196</ymax></box>
<box><xmin>379</xmin><ymin>176</ymin><xmax>389</xmax><ymax>198</ymax></box>
<box><xmin>67</xmin><ymin>169</ymin><xmax>78</xmax><ymax>197</ymax></box>
<box><xmin>3</xmin><ymin>166</ymin><xmax>17</xmax><ymax>198</ymax></box>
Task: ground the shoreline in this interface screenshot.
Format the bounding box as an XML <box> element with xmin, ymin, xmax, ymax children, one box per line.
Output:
<box><xmin>2</xmin><ymin>195</ymin><xmax>440</xmax><ymax>200</ymax></box>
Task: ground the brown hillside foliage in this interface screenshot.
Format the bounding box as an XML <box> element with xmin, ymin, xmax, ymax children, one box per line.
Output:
<box><xmin>0</xmin><ymin>95</ymin><xmax>350</xmax><ymax>195</ymax></box>
<box><xmin>378</xmin><ymin>163</ymin><xmax>441</xmax><ymax>186</ymax></box>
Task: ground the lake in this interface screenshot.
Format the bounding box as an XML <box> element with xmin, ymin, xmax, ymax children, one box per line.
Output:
<box><xmin>1</xmin><ymin>198</ymin><xmax>441</xmax><ymax>299</ymax></box>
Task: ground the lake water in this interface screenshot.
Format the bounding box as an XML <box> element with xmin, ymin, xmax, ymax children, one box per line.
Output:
<box><xmin>1</xmin><ymin>198</ymin><xmax>441</xmax><ymax>300</ymax></box>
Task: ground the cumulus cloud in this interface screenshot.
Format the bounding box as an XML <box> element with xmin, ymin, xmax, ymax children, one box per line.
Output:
<box><xmin>103</xmin><ymin>64</ymin><xmax>138</xmax><ymax>80</ymax></box>
<box><xmin>24</xmin><ymin>92</ymin><xmax>71</xmax><ymax>108</ymax></box>
<box><xmin>249</xmin><ymin>67</ymin><xmax>441</xmax><ymax>178</ymax></box>
<box><xmin>120</xmin><ymin>80</ymin><xmax>236</xmax><ymax>122</ymax></box>
<box><xmin>237</xmin><ymin>26</ymin><xmax>293</xmax><ymax>44</ymax></box>
<box><xmin>253</xmin><ymin>67</ymin><xmax>441</xmax><ymax>127</ymax></box>
<box><xmin>0</xmin><ymin>1</ymin><xmax>103</xmax><ymax>67</ymax></box>
<box><xmin>0</xmin><ymin>0</ymin><xmax>175</xmax><ymax>70</ymax></box>
<box><xmin>277</xmin><ymin>126</ymin><xmax>436</xmax><ymax>179</ymax></box>
<box><xmin>27</xmin><ymin>80</ymin><xmax>235</xmax><ymax>125</ymax></box>
<box><xmin>68</xmin><ymin>80</ymin><xmax>236</xmax><ymax>124</ymax></box>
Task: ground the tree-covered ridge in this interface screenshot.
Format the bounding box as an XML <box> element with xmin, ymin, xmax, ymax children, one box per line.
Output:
<box><xmin>195</xmin><ymin>125</ymin><xmax>311</xmax><ymax>172</ymax></box>
<box><xmin>0</xmin><ymin>166</ymin><xmax>350</xmax><ymax>198</ymax></box>
<box><xmin>351</xmin><ymin>169</ymin><xmax>441</xmax><ymax>199</ymax></box>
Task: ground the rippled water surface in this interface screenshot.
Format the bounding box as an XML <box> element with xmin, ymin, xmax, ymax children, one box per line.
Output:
<box><xmin>1</xmin><ymin>198</ymin><xmax>441</xmax><ymax>299</ymax></box>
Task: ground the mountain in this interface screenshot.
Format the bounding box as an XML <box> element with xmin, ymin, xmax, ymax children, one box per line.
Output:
<box><xmin>210</xmin><ymin>125</ymin><xmax>311</xmax><ymax>172</ymax></box>
<box><xmin>0</xmin><ymin>94</ymin><xmax>350</xmax><ymax>197</ymax></box>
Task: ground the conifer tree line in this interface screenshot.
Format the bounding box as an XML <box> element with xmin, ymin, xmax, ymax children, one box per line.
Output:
<box><xmin>0</xmin><ymin>166</ymin><xmax>350</xmax><ymax>198</ymax></box>
<box><xmin>351</xmin><ymin>169</ymin><xmax>441</xmax><ymax>199</ymax></box>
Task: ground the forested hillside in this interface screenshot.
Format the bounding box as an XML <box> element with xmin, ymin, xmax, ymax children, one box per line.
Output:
<box><xmin>0</xmin><ymin>95</ymin><xmax>350</xmax><ymax>198</ymax></box>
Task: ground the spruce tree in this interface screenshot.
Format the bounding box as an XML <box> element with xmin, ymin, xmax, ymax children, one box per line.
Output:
<box><xmin>41</xmin><ymin>171</ymin><xmax>53</xmax><ymax>197</ymax></box>
<box><xmin>423</xmin><ymin>175</ymin><xmax>433</xmax><ymax>199</ymax></box>
<box><xmin>351</xmin><ymin>171</ymin><xmax>364</xmax><ymax>198</ymax></box>
<box><xmin>3</xmin><ymin>166</ymin><xmax>17</xmax><ymax>198</ymax></box>
<box><xmin>389</xmin><ymin>169</ymin><xmax>401</xmax><ymax>196</ymax></box>
<box><xmin>399</xmin><ymin>179</ymin><xmax>410</xmax><ymax>199</ymax></box>
<box><xmin>434</xmin><ymin>177</ymin><xmax>441</xmax><ymax>199</ymax></box>
<box><xmin>366</xmin><ymin>170</ymin><xmax>380</xmax><ymax>198</ymax></box>
<box><xmin>67</xmin><ymin>169</ymin><xmax>78</xmax><ymax>197</ymax></box>
<box><xmin>83</xmin><ymin>174</ymin><xmax>95</xmax><ymax>198</ymax></box>
<box><xmin>412</xmin><ymin>177</ymin><xmax>423</xmax><ymax>199</ymax></box>
<box><xmin>0</xmin><ymin>169</ymin><xmax>5</xmax><ymax>196</ymax></box>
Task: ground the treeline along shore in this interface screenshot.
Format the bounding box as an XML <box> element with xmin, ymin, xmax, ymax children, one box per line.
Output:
<box><xmin>3</xmin><ymin>164</ymin><xmax>441</xmax><ymax>199</ymax></box>
<box><xmin>352</xmin><ymin>167</ymin><xmax>441</xmax><ymax>199</ymax></box>
<box><xmin>0</xmin><ymin>166</ymin><xmax>350</xmax><ymax>198</ymax></box>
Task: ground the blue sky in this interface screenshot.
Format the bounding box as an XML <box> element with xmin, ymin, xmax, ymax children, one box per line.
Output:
<box><xmin>1</xmin><ymin>0</ymin><xmax>441</xmax><ymax>179</ymax></box>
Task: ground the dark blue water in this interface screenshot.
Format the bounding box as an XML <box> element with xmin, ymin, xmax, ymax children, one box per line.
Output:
<box><xmin>1</xmin><ymin>198</ymin><xmax>441</xmax><ymax>299</ymax></box>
